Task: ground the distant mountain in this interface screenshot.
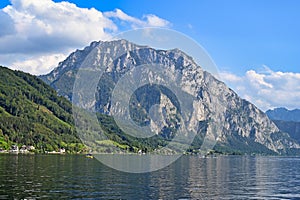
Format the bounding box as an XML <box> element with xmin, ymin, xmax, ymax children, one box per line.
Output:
<box><xmin>266</xmin><ymin>107</ymin><xmax>300</xmax><ymax>122</ymax></box>
<box><xmin>0</xmin><ymin>66</ymin><xmax>84</xmax><ymax>152</ymax></box>
<box><xmin>271</xmin><ymin>120</ymin><xmax>300</xmax><ymax>144</ymax></box>
<box><xmin>41</xmin><ymin>40</ymin><xmax>300</xmax><ymax>155</ymax></box>
<box><xmin>266</xmin><ymin>108</ymin><xmax>300</xmax><ymax>145</ymax></box>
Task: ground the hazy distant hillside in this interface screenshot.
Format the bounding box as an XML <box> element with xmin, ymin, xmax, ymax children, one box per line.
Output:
<box><xmin>266</xmin><ymin>107</ymin><xmax>300</xmax><ymax>122</ymax></box>
<box><xmin>266</xmin><ymin>108</ymin><xmax>300</xmax><ymax>145</ymax></box>
<box><xmin>271</xmin><ymin>120</ymin><xmax>300</xmax><ymax>144</ymax></box>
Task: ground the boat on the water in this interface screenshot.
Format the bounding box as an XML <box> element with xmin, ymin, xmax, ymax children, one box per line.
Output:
<box><xmin>86</xmin><ymin>153</ymin><xmax>94</xmax><ymax>159</ymax></box>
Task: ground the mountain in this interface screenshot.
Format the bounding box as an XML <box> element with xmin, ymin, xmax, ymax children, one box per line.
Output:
<box><xmin>40</xmin><ymin>41</ymin><xmax>102</xmax><ymax>100</ymax></box>
<box><xmin>266</xmin><ymin>108</ymin><xmax>300</xmax><ymax>145</ymax></box>
<box><xmin>271</xmin><ymin>120</ymin><xmax>300</xmax><ymax>144</ymax></box>
<box><xmin>41</xmin><ymin>40</ymin><xmax>300</xmax><ymax>155</ymax></box>
<box><xmin>0</xmin><ymin>66</ymin><xmax>84</xmax><ymax>153</ymax></box>
<box><xmin>266</xmin><ymin>107</ymin><xmax>300</xmax><ymax>122</ymax></box>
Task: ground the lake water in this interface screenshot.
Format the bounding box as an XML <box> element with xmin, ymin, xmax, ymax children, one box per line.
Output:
<box><xmin>1</xmin><ymin>155</ymin><xmax>300</xmax><ymax>199</ymax></box>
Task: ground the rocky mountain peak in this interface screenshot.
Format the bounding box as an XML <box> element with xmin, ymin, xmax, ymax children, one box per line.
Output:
<box><xmin>40</xmin><ymin>39</ymin><xmax>300</xmax><ymax>154</ymax></box>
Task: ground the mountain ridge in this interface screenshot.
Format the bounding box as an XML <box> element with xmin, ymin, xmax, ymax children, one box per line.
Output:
<box><xmin>266</xmin><ymin>107</ymin><xmax>300</xmax><ymax>146</ymax></box>
<box><xmin>266</xmin><ymin>107</ymin><xmax>300</xmax><ymax>122</ymax></box>
<box><xmin>41</xmin><ymin>39</ymin><xmax>300</xmax><ymax>155</ymax></box>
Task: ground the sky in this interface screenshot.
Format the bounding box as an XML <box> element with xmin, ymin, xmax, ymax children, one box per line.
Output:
<box><xmin>0</xmin><ymin>0</ymin><xmax>299</xmax><ymax>111</ymax></box>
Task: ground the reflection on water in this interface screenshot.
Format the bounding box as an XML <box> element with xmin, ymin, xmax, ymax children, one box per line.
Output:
<box><xmin>1</xmin><ymin>155</ymin><xmax>300</xmax><ymax>199</ymax></box>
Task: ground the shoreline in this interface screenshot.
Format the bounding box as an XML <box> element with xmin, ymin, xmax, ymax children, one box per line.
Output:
<box><xmin>1</xmin><ymin>151</ymin><xmax>299</xmax><ymax>157</ymax></box>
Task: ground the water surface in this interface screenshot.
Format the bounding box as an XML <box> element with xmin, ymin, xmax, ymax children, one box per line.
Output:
<box><xmin>1</xmin><ymin>154</ymin><xmax>300</xmax><ymax>199</ymax></box>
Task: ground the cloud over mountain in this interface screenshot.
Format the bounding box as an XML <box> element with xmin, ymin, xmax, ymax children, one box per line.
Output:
<box><xmin>0</xmin><ymin>0</ymin><xmax>170</xmax><ymax>74</ymax></box>
<box><xmin>220</xmin><ymin>66</ymin><xmax>300</xmax><ymax>111</ymax></box>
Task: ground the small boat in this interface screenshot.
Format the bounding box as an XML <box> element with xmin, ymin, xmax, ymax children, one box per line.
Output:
<box><xmin>86</xmin><ymin>153</ymin><xmax>94</xmax><ymax>159</ymax></box>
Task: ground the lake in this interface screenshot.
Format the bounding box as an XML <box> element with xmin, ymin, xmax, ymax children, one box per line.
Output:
<box><xmin>1</xmin><ymin>155</ymin><xmax>300</xmax><ymax>199</ymax></box>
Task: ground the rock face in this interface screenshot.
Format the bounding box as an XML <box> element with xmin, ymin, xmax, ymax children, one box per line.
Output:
<box><xmin>41</xmin><ymin>40</ymin><xmax>300</xmax><ymax>154</ymax></box>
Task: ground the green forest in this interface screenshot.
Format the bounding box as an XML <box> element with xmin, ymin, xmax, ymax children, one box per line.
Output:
<box><xmin>0</xmin><ymin>66</ymin><xmax>84</xmax><ymax>153</ymax></box>
<box><xmin>0</xmin><ymin>66</ymin><xmax>170</xmax><ymax>154</ymax></box>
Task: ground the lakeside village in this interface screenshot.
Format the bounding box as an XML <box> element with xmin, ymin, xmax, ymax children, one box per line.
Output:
<box><xmin>0</xmin><ymin>144</ymin><xmax>66</xmax><ymax>155</ymax></box>
<box><xmin>0</xmin><ymin>145</ymin><xmax>234</xmax><ymax>157</ymax></box>
<box><xmin>0</xmin><ymin>143</ymin><xmax>148</xmax><ymax>156</ymax></box>
<box><xmin>0</xmin><ymin>145</ymin><xmax>151</xmax><ymax>156</ymax></box>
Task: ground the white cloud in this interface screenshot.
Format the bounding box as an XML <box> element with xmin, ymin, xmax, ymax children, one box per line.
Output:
<box><xmin>187</xmin><ymin>24</ymin><xmax>193</xmax><ymax>29</ymax></box>
<box><xmin>220</xmin><ymin>71</ymin><xmax>242</xmax><ymax>82</ymax></box>
<box><xmin>10</xmin><ymin>53</ymin><xmax>67</xmax><ymax>75</ymax></box>
<box><xmin>104</xmin><ymin>9</ymin><xmax>170</xmax><ymax>28</ymax></box>
<box><xmin>0</xmin><ymin>11</ymin><xmax>15</xmax><ymax>37</ymax></box>
<box><xmin>220</xmin><ymin>67</ymin><xmax>300</xmax><ymax>111</ymax></box>
<box><xmin>143</xmin><ymin>14</ymin><xmax>170</xmax><ymax>27</ymax></box>
<box><xmin>0</xmin><ymin>0</ymin><xmax>170</xmax><ymax>75</ymax></box>
<box><xmin>246</xmin><ymin>70</ymin><xmax>273</xmax><ymax>89</ymax></box>
<box><xmin>104</xmin><ymin>9</ymin><xmax>141</xmax><ymax>26</ymax></box>
<box><xmin>2</xmin><ymin>0</ymin><xmax>116</xmax><ymax>54</ymax></box>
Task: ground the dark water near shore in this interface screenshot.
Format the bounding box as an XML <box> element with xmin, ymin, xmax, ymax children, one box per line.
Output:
<box><xmin>1</xmin><ymin>154</ymin><xmax>300</xmax><ymax>199</ymax></box>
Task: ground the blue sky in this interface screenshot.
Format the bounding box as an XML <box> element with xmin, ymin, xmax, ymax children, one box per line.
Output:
<box><xmin>1</xmin><ymin>0</ymin><xmax>300</xmax><ymax>74</ymax></box>
<box><xmin>53</xmin><ymin>0</ymin><xmax>300</xmax><ymax>74</ymax></box>
<box><xmin>0</xmin><ymin>0</ymin><xmax>300</xmax><ymax>110</ymax></box>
